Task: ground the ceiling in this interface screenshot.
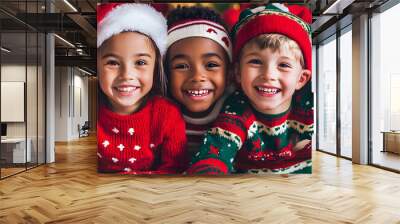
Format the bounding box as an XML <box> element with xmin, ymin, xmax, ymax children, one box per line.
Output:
<box><xmin>0</xmin><ymin>0</ymin><xmax>393</xmax><ymax>75</ymax></box>
<box><xmin>0</xmin><ymin>0</ymin><xmax>96</xmax><ymax>73</ymax></box>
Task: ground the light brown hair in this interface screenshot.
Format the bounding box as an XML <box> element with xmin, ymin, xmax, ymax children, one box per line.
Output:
<box><xmin>241</xmin><ymin>33</ymin><xmax>305</xmax><ymax>68</ymax></box>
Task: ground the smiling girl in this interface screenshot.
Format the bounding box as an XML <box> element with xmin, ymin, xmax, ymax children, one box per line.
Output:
<box><xmin>97</xmin><ymin>3</ymin><xmax>187</xmax><ymax>174</ymax></box>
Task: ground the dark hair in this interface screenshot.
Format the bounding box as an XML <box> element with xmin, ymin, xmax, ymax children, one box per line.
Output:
<box><xmin>167</xmin><ymin>6</ymin><xmax>228</xmax><ymax>30</ymax></box>
<box><xmin>165</xmin><ymin>6</ymin><xmax>229</xmax><ymax>82</ymax></box>
<box><xmin>164</xmin><ymin>6</ymin><xmax>230</xmax><ymax>93</ymax></box>
<box><xmin>148</xmin><ymin>35</ymin><xmax>167</xmax><ymax>96</ymax></box>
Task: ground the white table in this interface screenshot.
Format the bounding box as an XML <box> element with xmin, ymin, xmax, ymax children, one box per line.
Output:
<box><xmin>1</xmin><ymin>138</ymin><xmax>31</xmax><ymax>163</ymax></box>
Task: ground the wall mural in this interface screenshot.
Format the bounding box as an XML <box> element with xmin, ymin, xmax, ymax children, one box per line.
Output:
<box><xmin>97</xmin><ymin>2</ymin><xmax>313</xmax><ymax>175</ymax></box>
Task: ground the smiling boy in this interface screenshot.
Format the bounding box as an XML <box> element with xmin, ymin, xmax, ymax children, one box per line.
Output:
<box><xmin>187</xmin><ymin>4</ymin><xmax>314</xmax><ymax>174</ymax></box>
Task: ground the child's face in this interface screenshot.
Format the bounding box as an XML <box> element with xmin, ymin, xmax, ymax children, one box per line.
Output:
<box><xmin>237</xmin><ymin>43</ymin><xmax>311</xmax><ymax>115</ymax></box>
<box><xmin>97</xmin><ymin>32</ymin><xmax>156</xmax><ymax>114</ymax></box>
<box><xmin>168</xmin><ymin>37</ymin><xmax>227</xmax><ymax>115</ymax></box>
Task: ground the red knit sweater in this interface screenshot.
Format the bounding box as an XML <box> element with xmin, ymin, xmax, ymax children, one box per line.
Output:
<box><xmin>97</xmin><ymin>96</ymin><xmax>188</xmax><ymax>174</ymax></box>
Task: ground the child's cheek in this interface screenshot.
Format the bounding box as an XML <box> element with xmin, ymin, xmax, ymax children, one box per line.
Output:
<box><xmin>99</xmin><ymin>73</ymin><xmax>114</xmax><ymax>94</ymax></box>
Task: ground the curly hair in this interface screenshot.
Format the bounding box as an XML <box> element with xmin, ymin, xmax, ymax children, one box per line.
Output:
<box><xmin>167</xmin><ymin>6</ymin><xmax>227</xmax><ymax>30</ymax></box>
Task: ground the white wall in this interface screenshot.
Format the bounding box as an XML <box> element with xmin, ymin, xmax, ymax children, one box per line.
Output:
<box><xmin>1</xmin><ymin>65</ymin><xmax>39</xmax><ymax>138</ymax></box>
<box><xmin>54</xmin><ymin>66</ymin><xmax>89</xmax><ymax>141</ymax></box>
<box><xmin>1</xmin><ymin>65</ymin><xmax>25</xmax><ymax>139</ymax></box>
<box><xmin>1</xmin><ymin>64</ymin><xmax>45</xmax><ymax>163</ymax></box>
<box><xmin>72</xmin><ymin>73</ymin><xmax>89</xmax><ymax>138</ymax></box>
<box><xmin>55</xmin><ymin>66</ymin><xmax>69</xmax><ymax>141</ymax></box>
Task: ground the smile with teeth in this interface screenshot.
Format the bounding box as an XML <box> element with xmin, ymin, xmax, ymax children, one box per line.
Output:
<box><xmin>115</xmin><ymin>86</ymin><xmax>139</xmax><ymax>92</ymax></box>
<box><xmin>185</xmin><ymin>89</ymin><xmax>211</xmax><ymax>97</ymax></box>
<box><xmin>256</xmin><ymin>86</ymin><xmax>280</xmax><ymax>94</ymax></box>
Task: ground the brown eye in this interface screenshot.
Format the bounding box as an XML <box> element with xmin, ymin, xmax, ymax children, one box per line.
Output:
<box><xmin>173</xmin><ymin>63</ymin><xmax>189</xmax><ymax>70</ymax></box>
<box><xmin>106</xmin><ymin>59</ymin><xmax>119</xmax><ymax>67</ymax></box>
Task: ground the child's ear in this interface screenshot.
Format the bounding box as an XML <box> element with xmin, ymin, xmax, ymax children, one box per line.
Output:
<box><xmin>295</xmin><ymin>69</ymin><xmax>311</xmax><ymax>90</ymax></box>
<box><xmin>234</xmin><ymin>63</ymin><xmax>241</xmax><ymax>84</ymax></box>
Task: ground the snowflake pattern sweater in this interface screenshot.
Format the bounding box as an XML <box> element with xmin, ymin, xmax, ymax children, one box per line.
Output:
<box><xmin>97</xmin><ymin>96</ymin><xmax>188</xmax><ymax>174</ymax></box>
<box><xmin>187</xmin><ymin>90</ymin><xmax>313</xmax><ymax>174</ymax></box>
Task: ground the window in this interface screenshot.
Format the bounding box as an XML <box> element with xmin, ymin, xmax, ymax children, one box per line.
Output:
<box><xmin>317</xmin><ymin>35</ymin><xmax>337</xmax><ymax>155</ymax></box>
<box><xmin>370</xmin><ymin>2</ymin><xmax>400</xmax><ymax>171</ymax></box>
<box><xmin>339</xmin><ymin>27</ymin><xmax>352</xmax><ymax>158</ymax></box>
<box><xmin>0</xmin><ymin>0</ymin><xmax>47</xmax><ymax>179</ymax></box>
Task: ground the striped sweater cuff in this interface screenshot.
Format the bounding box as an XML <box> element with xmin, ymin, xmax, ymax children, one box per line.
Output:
<box><xmin>187</xmin><ymin>158</ymin><xmax>228</xmax><ymax>175</ymax></box>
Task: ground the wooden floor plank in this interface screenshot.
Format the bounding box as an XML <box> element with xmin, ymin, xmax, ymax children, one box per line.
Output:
<box><xmin>0</xmin><ymin>135</ymin><xmax>400</xmax><ymax>223</ymax></box>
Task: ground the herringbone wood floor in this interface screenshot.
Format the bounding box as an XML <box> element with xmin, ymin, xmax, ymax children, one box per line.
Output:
<box><xmin>1</xmin><ymin>135</ymin><xmax>400</xmax><ymax>224</ymax></box>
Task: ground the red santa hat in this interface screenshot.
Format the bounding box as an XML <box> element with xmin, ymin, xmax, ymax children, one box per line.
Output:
<box><xmin>231</xmin><ymin>3</ymin><xmax>312</xmax><ymax>70</ymax></box>
<box><xmin>97</xmin><ymin>3</ymin><xmax>168</xmax><ymax>55</ymax></box>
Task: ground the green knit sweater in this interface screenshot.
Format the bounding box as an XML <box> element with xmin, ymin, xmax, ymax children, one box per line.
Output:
<box><xmin>187</xmin><ymin>90</ymin><xmax>313</xmax><ymax>174</ymax></box>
